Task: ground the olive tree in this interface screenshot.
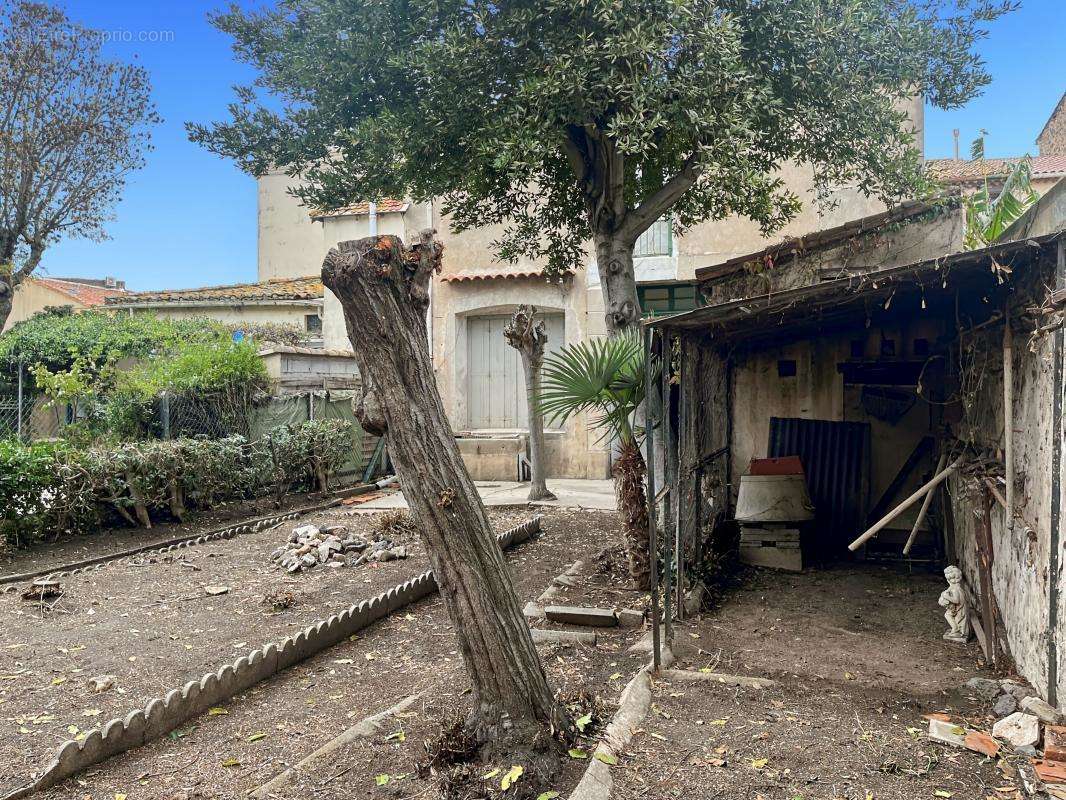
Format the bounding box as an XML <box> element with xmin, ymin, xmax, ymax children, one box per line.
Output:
<box><xmin>190</xmin><ymin>0</ymin><xmax>1012</xmax><ymax>768</ymax></box>
<box><xmin>191</xmin><ymin>0</ymin><xmax>1009</xmax><ymax>334</ymax></box>
<box><xmin>0</xmin><ymin>1</ymin><xmax>158</xmax><ymax>329</ymax></box>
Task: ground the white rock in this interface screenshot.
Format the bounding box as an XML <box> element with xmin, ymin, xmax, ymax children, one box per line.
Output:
<box><xmin>991</xmin><ymin>712</ymin><xmax>1041</xmax><ymax>748</ymax></box>
<box><xmin>1020</xmin><ymin>696</ymin><xmax>1063</xmax><ymax>725</ymax></box>
<box><xmin>87</xmin><ymin>674</ymin><xmax>117</xmax><ymax>692</ymax></box>
<box><xmin>292</xmin><ymin>524</ymin><xmax>320</xmax><ymax>540</ymax></box>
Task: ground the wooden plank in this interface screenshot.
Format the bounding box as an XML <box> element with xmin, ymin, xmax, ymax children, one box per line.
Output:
<box><xmin>866</xmin><ymin>435</ymin><xmax>934</xmax><ymax>524</ymax></box>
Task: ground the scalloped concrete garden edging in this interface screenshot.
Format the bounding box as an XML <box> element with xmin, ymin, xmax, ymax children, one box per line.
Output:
<box><xmin>1</xmin><ymin>517</ymin><xmax>542</xmax><ymax>800</ymax></box>
<box><xmin>567</xmin><ymin>646</ymin><xmax>674</xmax><ymax>800</ymax></box>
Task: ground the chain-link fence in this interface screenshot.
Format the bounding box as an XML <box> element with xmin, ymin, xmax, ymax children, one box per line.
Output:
<box><xmin>1</xmin><ymin>360</ymin><xmax>386</xmax><ymax>481</ymax></box>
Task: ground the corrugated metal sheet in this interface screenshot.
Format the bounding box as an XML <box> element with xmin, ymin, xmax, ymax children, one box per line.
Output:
<box><xmin>768</xmin><ymin>418</ymin><xmax>871</xmax><ymax>557</ymax></box>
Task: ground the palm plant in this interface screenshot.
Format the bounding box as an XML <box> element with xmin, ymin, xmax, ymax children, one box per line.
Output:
<box><xmin>962</xmin><ymin>132</ymin><xmax>1039</xmax><ymax>250</ymax></box>
<box><xmin>539</xmin><ymin>332</ymin><xmax>657</xmax><ymax>589</ymax></box>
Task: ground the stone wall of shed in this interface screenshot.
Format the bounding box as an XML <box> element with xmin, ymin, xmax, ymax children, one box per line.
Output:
<box><xmin>948</xmin><ymin>257</ymin><xmax>1059</xmax><ymax>698</ymax></box>
<box><xmin>705</xmin><ymin>207</ymin><xmax>964</xmax><ymax>305</ymax></box>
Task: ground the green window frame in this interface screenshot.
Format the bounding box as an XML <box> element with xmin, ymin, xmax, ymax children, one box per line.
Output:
<box><xmin>637</xmin><ymin>282</ymin><xmax>703</xmax><ymax>318</ymax></box>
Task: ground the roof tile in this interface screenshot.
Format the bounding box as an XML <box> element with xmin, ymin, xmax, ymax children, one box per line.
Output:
<box><xmin>33</xmin><ymin>277</ymin><xmax>127</xmax><ymax>307</ymax></box>
<box><xmin>107</xmin><ymin>276</ymin><xmax>323</xmax><ymax>306</ymax></box>
<box><xmin>926</xmin><ymin>155</ymin><xmax>1066</xmax><ymax>183</ymax></box>
<box><xmin>311</xmin><ymin>198</ymin><xmax>410</xmax><ymax>219</ymax></box>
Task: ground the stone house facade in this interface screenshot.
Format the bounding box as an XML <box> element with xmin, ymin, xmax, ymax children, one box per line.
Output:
<box><xmin>1039</xmin><ymin>93</ymin><xmax>1066</xmax><ymax>157</ymax></box>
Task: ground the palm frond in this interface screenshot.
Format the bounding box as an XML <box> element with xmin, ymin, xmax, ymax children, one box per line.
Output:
<box><xmin>538</xmin><ymin>331</ymin><xmax>657</xmax><ymax>445</ymax></box>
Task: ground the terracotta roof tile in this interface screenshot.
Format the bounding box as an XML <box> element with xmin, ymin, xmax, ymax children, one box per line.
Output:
<box><xmin>440</xmin><ymin>268</ymin><xmax>545</xmax><ymax>283</ymax></box>
<box><xmin>310</xmin><ymin>199</ymin><xmax>410</xmax><ymax>219</ymax></box>
<box><xmin>33</xmin><ymin>277</ymin><xmax>127</xmax><ymax>307</ymax></box>
<box><xmin>107</xmin><ymin>276</ymin><xmax>323</xmax><ymax>306</ymax></box>
<box><xmin>926</xmin><ymin>155</ymin><xmax>1066</xmax><ymax>184</ymax></box>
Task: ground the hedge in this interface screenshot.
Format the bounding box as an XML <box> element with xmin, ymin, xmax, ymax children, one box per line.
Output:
<box><xmin>0</xmin><ymin>419</ymin><xmax>353</xmax><ymax>549</ymax></box>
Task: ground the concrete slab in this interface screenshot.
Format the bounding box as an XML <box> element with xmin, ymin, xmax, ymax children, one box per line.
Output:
<box><xmin>545</xmin><ymin>605</ymin><xmax>619</xmax><ymax>627</ymax></box>
<box><xmin>353</xmin><ymin>479</ymin><xmax>617</xmax><ymax>512</ymax></box>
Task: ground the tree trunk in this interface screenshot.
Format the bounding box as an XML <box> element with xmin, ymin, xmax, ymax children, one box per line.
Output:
<box><xmin>614</xmin><ymin>439</ymin><xmax>651</xmax><ymax>590</ymax></box>
<box><xmin>323</xmin><ymin>233</ymin><xmax>566</xmax><ymax>770</ymax></box>
<box><xmin>0</xmin><ymin>275</ymin><xmax>14</xmax><ymax>333</ymax></box>
<box><xmin>504</xmin><ymin>306</ymin><xmax>556</xmax><ymax>502</ymax></box>
<box><xmin>594</xmin><ymin>231</ymin><xmax>641</xmax><ymax>337</ymax></box>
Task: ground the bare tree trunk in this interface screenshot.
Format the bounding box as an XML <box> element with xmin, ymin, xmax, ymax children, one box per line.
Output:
<box><xmin>594</xmin><ymin>231</ymin><xmax>641</xmax><ymax>337</ymax></box>
<box><xmin>323</xmin><ymin>233</ymin><xmax>566</xmax><ymax>770</ymax></box>
<box><xmin>615</xmin><ymin>440</ymin><xmax>651</xmax><ymax>590</ymax></box>
<box><xmin>0</xmin><ymin>275</ymin><xmax>14</xmax><ymax>332</ymax></box>
<box><xmin>504</xmin><ymin>305</ymin><xmax>556</xmax><ymax>502</ymax></box>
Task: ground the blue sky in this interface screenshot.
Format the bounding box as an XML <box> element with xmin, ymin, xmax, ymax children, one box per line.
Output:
<box><xmin>42</xmin><ymin>0</ymin><xmax>1066</xmax><ymax>291</ymax></box>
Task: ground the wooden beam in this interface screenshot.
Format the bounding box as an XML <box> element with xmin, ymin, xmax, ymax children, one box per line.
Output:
<box><xmin>866</xmin><ymin>436</ymin><xmax>935</xmax><ymax>524</ymax></box>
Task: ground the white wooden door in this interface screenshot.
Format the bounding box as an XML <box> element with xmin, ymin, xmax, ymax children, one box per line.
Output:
<box><xmin>467</xmin><ymin>313</ymin><xmax>563</xmax><ymax>429</ymax></box>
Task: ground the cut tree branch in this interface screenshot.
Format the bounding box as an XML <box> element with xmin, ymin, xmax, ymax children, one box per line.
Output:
<box><xmin>619</xmin><ymin>152</ymin><xmax>701</xmax><ymax>242</ymax></box>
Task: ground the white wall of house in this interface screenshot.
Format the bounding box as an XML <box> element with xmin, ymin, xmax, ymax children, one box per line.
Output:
<box><xmin>120</xmin><ymin>302</ymin><xmax>322</xmax><ymax>331</ymax></box>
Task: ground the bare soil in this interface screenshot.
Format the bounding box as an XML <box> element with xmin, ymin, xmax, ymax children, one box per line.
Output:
<box><xmin>0</xmin><ymin>490</ymin><xmax>338</xmax><ymax>578</ymax></box>
<box><xmin>0</xmin><ymin>500</ymin><xmax>447</xmax><ymax>796</ymax></box>
<box><xmin>612</xmin><ymin>564</ymin><xmax>1018</xmax><ymax>800</ymax></box>
<box><xmin>3</xmin><ymin>509</ymin><xmax>643</xmax><ymax>800</ymax></box>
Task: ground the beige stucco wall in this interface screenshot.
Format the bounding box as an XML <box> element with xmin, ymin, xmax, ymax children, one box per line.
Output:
<box><xmin>258</xmin><ymin>171</ymin><xmax>327</xmax><ymax>281</ymax></box>
<box><xmin>432</xmin><ymin>271</ymin><xmax>610</xmax><ymax>479</ymax></box>
<box><xmin>4</xmin><ymin>280</ymin><xmax>90</xmax><ymax>332</ymax></box>
<box><xmin>122</xmin><ymin>302</ymin><xmax>320</xmax><ymax>329</ymax></box>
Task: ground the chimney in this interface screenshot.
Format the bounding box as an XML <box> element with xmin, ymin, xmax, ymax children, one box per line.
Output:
<box><xmin>952</xmin><ymin>129</ymin><xmax>960</xmax><ymax>161</ymax></box>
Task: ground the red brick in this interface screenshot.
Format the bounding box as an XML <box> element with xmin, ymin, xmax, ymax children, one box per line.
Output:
<box><xmin>1045</xmin><ymin>725</ymin><xmax>1066</xmax><ymax>763</ymax></box>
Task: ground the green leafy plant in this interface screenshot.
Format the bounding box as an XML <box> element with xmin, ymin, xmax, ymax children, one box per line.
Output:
<box><xmin>0</xmin><ymin>310</ymin><xmax>230</xmax><ymax>373</ymax></box>
<box><xmin>962</xmin><ymin>132</ymin><xmax>1039</xmax><ymax>250</ymax></box>
<box><xmin>540</xmin><ymin>332</ymin><xmax>657</xmax><ymax>588</ymax></box>
<box><xmin>264</xmin><ymin>419</ymin><xmax>353</xmax><ymax>506</ymax></box>
<box><xmin>0</xmin><ymin>421</ymin><xmax>346</xmax><ymax>550</ymax></box>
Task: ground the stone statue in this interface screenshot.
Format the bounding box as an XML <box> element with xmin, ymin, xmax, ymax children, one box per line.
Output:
<box><xmin>938</xmin><ymin>565</ymin><xmax>970</xmax><ymax>643</ymax></box>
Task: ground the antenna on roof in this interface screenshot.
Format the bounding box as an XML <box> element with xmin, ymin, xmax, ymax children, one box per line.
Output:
<box><xmin>953</xmin><ymin>129</ymin><xmax>960</xmax><ymax>161</ymax></box>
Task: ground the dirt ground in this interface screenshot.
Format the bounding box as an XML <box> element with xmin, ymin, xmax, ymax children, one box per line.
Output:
<box><xmin>3</xmin><ymin>506</ymin><xmax>1022</xmax><ymax>800</ymax></box>
<box><xmin>3</xmin><ymin>508</ymin><xmax>640</xmax><ymax>800</ymax></box>
<box><xmin>613</xmin><ymin>565</ymin><xmax>1013</xmax><ymax>800</ymax></box>
<box><xmin>0</xmin><ymin>490</ymin><xmax>335</xmax><ymax>578</ymax></box>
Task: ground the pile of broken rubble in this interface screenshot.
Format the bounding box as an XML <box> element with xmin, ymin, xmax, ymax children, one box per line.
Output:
<box><xmin>270</xmin><ymin>523</ymin><xmax>408</xmax><ymax>573</ymax></box>
<box><xmin>928</xmin><ymin>676</ymin><xmax>1066</xmax><ymax>797</ymax></box>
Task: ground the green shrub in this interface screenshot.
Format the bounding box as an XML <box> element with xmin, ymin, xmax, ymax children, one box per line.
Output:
<box><xmin>0</xmin><ymin>440</ymin><xmax>64</xmax><ymax>547</ymax></box>
<box><xmin>0</xmin><ymin>309</ymin><xmax>230</xmax><ymax>373</ymax></box>
<box><xmin>264</xmin><ymin>419</ymin><xmax>353</xmax><ymax>504</ymax></box>
<box><xmin>0</xmin><ymin>419</ymin><xmax>355</xmax><ymax>549</ymax></box>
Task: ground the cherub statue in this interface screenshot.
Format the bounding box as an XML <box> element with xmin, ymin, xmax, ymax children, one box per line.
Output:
<box><xmin>938</xmin><ymin>565</ymin><xmax>970</xmax><ymax>643</ymax></box>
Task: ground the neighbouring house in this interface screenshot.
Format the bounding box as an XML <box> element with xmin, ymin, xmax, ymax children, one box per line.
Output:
<box><xmin>926</xmin><ymin>153</ymin><xmax>1066</xmax><ymax>193</ymax></box>
<box><xmin>1038</xmin><ymin>92</ymin><xmax>1066</xmax><ymax>157</ymax></box>
<box><xmin>257</xmin><ymin>100</ymin><xmax>924</xmax><ymax>480</ymax></box>
<box><xmin>104</xmin><ymin>276</ymin><xmax>325</xmax><ymax>346</ymax></box>
<box><xmin>654</xmin><ymin>177</ymin><xmax>1066</xmax><ymax>704</ymax></box>
<box><xmin>3</xmin><ymin>276</ymin><xmax>127</xmax><ymax>332</ymax></box>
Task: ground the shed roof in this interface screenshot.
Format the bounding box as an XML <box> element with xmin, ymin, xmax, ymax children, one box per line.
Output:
<box><xmin>649</xmin><ymin>233</ymin><xmax>1063</xmax><ymax>348</ymax></box>
<box><xmin>693</xmin><ymin>199</ymin><xmax>940</xmax><ymax>285</ymax></box>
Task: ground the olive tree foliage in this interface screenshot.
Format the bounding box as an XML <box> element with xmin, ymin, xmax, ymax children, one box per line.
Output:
<box><xmin>0</xmin><ymin>1</ymin><xmax>158</xmax><ymax>330</ymax></box>
<box><xmin>192</xmin><ymin>0</ymin><xmax>1011</xmax><ymax>334</ymax></box>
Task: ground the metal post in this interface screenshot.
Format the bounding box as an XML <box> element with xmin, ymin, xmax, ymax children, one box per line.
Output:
<box><xmin>644</xmin><ymin>325</ymin><xmax>661</xmax><ymax>671</ymax></box>
<box><xmin>16</xmin><ymin>359</ymin><xmax>24</xmax><ymax>442</ymax></box>
<box><xmin>659</xmin><ymin>330</ymin><xmax>673</xmax><ymax>643</ymax></box>
<box><xmin>160</xmin><ymin>391</ymin><xmax>171</xmax><ymax>440</ymax></box>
